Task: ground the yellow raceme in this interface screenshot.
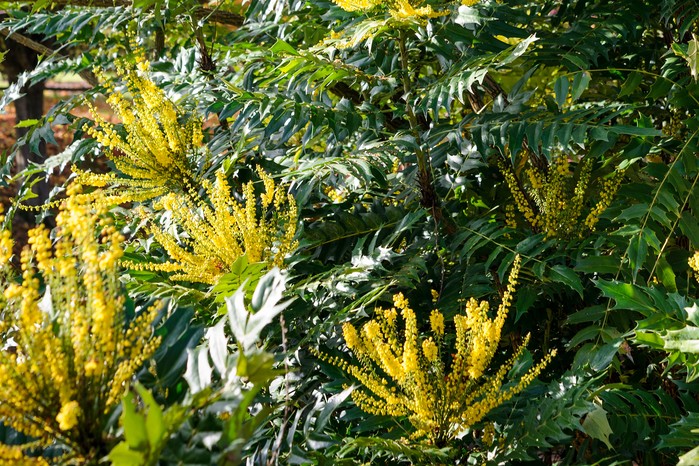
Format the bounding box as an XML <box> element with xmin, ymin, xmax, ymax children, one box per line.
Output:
<box><xmin>499</xmin><ymin>155</ymin><xmax>624</xmax><ymax>239</ymax></box>
<box><xmin>0</xmin><ymin>190</ymin><xmax>161</xmax><ymax>463</ymax></box>
<box><xmin>77</xmin><ymin>57</ymin><xmax>205</xmax><ymax>207</ymax></box>
<box><xmin>123</xmin><ymin>168</ymin><xmax>298</xmax><ymax>285</ymax></box>
<box><xmin>317</xmin><ymin>255</ymin><xmax>556</xmax><ymax>445</ymax></box>
<box><xmin>75</xmin><ymin>60</ymin><xmax>298</xmax><ymax>286</ymax></box>
<box><xmin>332</xmin><ymin>0</ymin><xmax>449</xmax><ymax>20</ymax></box>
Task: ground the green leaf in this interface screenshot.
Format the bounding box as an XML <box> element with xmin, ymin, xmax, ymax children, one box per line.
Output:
<box><xmin>562</xmin><ymin>53</ymin><xmax>586</xmax><ymax>70</ymax></box>
<box><xmin>15</xmin><ymin>119</ymin><xmax>40</xmax><ymax>129</ymax></box>
<box><xmin>663</xmin><ymin>326</ymin><xmax>699</xmax><ymax>353</ymax></box>
<box><xmin>656</xmin><ymin>255</ymin><xmax>677</xmax><ymax>293</ymax></box>
<box><xmin>183</xmin><ymin>346</ymin><xmax>212</xmax><ymax>394</ymax></box>
<box><xmin>574</xmin><ymin>256</ymin><xmax>620</xmax><ymax>275</ymax></box>
<box><xmin>609</xmin><ymin>125</ymin><xmax>662</xmax><ymax>137</ymax></box>
<box><xmin>686</xmin><ymin>303</ymin><xmax>699</xmax><ymax>327</ymax></box>
<box><xmin>582</xmin><ymin>405</ymin><xmax>614</xmax><ymax>450</ymax></box>
<box><xmin>270</xmin><ymin>39</ymin><xmax>299</xmax><ymax>56</ymax></box>
<box><xmin>672</xmin><ymin>42</ymin><xmax>688</xmax><ymax>59</ymax></box>
<box><xmin>619</xmin><ymin>72</ymin><xmax>643</xmax><ymax>98</ymax></box>
<box><xmin>108</xmin><ymin>443</ymin><xmax>146</xmax><ymax>465</ymax></box>
<box><xmin>679</xmin><ymin>446</ymin><xmax>699</xmax><ymax>466</ymax></box>
<box><xmin>589</xmin><ymin>339</ymin><xmax>622</xmax><ymax>372</ymax></box>
<box><xmin>647</xmin><ymin>76</ymin><xmax>673</xmax><ymax>100</ymax></box>
<box><xmin>615</xmin><ymin>203</ymin><xmax>649</xmax><ymax>222</ymax></box>
<box><xmin>121</xmin><ymin>391</ymin><xmax>148</xmax><ymax>451</ymax></box>
<box><xmin>227</xmin><ymin>268</ymin><xmax>289</xmax><ymax>352</ymax></box>
<box><xmin>571</xmin><ymin>71</ymin><xmax>591</xmax><ymax>101</ymax></box>
<box><xmin>566</xmin><ymin>305</ymin><xmax>605</xmax><ymax>325</ymax></box>
<box><xmin>315</xmin><ymin>386</ymin><xmax>354</xmax><ymax>432</ymax></box>
<box><xmin>548</xmin><ymin>265</ymin><xmax>583</xmax><ymax>297</ymax></box>
<box><xmin>596</xmin><ymin>280</ymin><xmax>655</xmax><ymax>314</ymax></box>
<box><xmin>554</xmin><ymin>75</ymin><xmax>569</xmax><ymax>109</ymax></box>
<box><xmin>240</xmin><ymin>351</ymin><xmax>279</xmax><ymax>384</ymax></box>
<box><xmin>680</xmin><ymin>215</ymin><xmax>699</xmax><ymax>249</ymax></box>
<box><xmin>134</xmin><ymin>384</ymin><xmax>165</xmax><ymax>448</ymax></box>
<box><xmin>498</xmin><ymin>34</ymin><xmax>538</xmax><ymax>67</ymax></box>
<box><xmin>687</xmin><ymin>34</ymin><xmax>699</xmax><ymax>81</ymax></box>
<box><xmin>627</xmin><ymin>233</ymin><xmax>648</xmax><ymax>282</ymax></box>
<box><xmin>30</xmin><ymin>0</ymin><xmax>51</xmax><ymax>11</ymax></box>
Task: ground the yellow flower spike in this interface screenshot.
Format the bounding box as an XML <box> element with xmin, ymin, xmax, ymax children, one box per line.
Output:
<box><xmin>124</xmin><ymin>169</ymin><xmax>298</xmax><ymax>285</ymax></box>
<box><xmin>332</xmin><ymin>0</ymin><xmax>381</xmax><ymax>12</ymax></box>
<box><xmin>319</xmin><ymin>255</ymin><xmax>555</xmax><ymax>445</ymax></box>
<box><xmin>389</xmin><ymin>0</ymin><xmax>447</xmax><ymax>20</ymax></box>
<box><xmin>422</xmin><ymin>338</ymin><xmax>438</xmax><ymax>362</ymax></box>
<box><xmin>0</xmin><ymin>193</ymin><xmax>161</xmax><ymax>461</ymax></box>
<box><xmin>501</xmin><ymin>155</ymin><xmax>623</xmax><ymax>239</ymax></box>
<box><xmin>690</xmin><ymin>251</ymin><xmax>699</xmax><ymax>275</ymax></box>
<box><xmin>56</xmin><ymin>401</ymin><xmax>81</xmax><ymax>431</ymax></box>
<box><xmin>393</xmin><ymin>292</ymin><xmax>409</xmax><ymax>310</ymax></box>
<box><xmin>430</xmin><ymin>309</ymin><xmax>444</xmax><ymax>337</ymax></box>
<box><xmin>77</xmin><ymin>58</ymin><xmax>206</xmax><ymax>209</ymax></box>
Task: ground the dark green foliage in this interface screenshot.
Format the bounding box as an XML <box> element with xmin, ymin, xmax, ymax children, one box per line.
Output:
<box><xmin>4</xmin><ymin>0</ymin><xmax>699</xmax><ymax>463</ymax></box>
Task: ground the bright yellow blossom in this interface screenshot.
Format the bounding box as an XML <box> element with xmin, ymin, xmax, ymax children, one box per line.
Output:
<box><xmin>124</xmin><ymin>168</ymin><xmax>298</xmax><ymax>285</ymax></box>
<box><xmin>499</xmin><ymin>155</ymin><xmax>623</xmax><ymax>239</ymax></box>
<box><xmin>690</xmin><ymin>251</ymin><xmax>699</xmax><ymax>275</ymax></box>
<box><xmin>332</xmin><ymin>0</ymin><xmax>447</xmax><ymax>20</ymax></box>
<box><xmin>321</xmin><ymin>255</ymin><xmax>556</xmax><ymax>445</ymax></box>
<box><xmin>76</xmin><ymin>58</ymin><xmax>206</xmax><ymax>207</ymax></box>
<box><xmin>430</xmin><ymin>309</ymin><xmax>444</xmax><ymax>337</ymax></box>
<box><xmin>0</xmin><ymin>190</ymin><xmax>161</xmax><ymax>462</ymax></box>
<box><xmin>56</xmin><ymin>401</ymin><xmax>81</xmax><ymax>431</ymax></box>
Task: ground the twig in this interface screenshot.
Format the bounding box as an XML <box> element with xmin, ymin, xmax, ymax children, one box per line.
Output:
<box><xmin>46</xmin><ymin>0</ymin><xmax>244</xmax><ymax>27</ymax></box>
<box><xmin>0</xmin><ymin>28</ymin><xmax>99</xmax><ymax>86</ymax></box>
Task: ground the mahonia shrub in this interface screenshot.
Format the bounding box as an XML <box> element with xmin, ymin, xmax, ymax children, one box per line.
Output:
<box><xmin>128</xmin><ymin>168</ymin><xmax>298</xmax><ymax>284</ymax></box>
<box><xmin>322</xmin><ymin>256</ymin><xmax>556</xmax><ymax>445</ymax></box>
<box><xmin>0</xmin><ymin>188</ymin><xmax>161</xmax><ymax>464</ymax></box>
<box><xmin>499</xmin><ymin>154</ymin><xmax>623</xmax><ymax>239</ymax></box>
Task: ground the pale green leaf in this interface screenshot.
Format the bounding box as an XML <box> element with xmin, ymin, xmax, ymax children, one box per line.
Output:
<box><xmin>582</xmin><ymin>405</ymin><xmax>614</xmax><ymax>450</ymax></box>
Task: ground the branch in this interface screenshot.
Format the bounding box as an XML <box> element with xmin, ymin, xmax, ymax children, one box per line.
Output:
<box><xmin>0</xmin><ymin>28</ymin><xmax>100</xmax><ymax>86</ymax></box>
<box><xmin>398</xmin><ymin>30</ymin><xmax>454</xmax><ymax>234</ymax></box>
<box><xmin>46</xmin><ymin>0</ymin><xmax>245</xmax><ymax>26</ymax></box>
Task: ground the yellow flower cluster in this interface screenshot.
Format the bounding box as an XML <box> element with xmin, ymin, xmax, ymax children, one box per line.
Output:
<box><xmin>323</xmin><ymin>185</ymin><xmax>347</xmax><ymax>203</ymax></box>
<box><xmin>320</xmin><ymin>256</ymin><xmax>556</xmax><ymax>445</ymax></box>
<box><xmin>583</xmin><ymin>170</ymin><xmax>625</xmax><ymax>231</ymax></box>
<box><xmin>76</xmin><ymin>57</ymin><xmax>205</xmax><ymax>206</ymax></box>
<box><xmin>689</xmin><ymin>252</ymin><xmax>699</xmax><ymax>276</ymax></box>
<box><xmin>333</xmin><ymin>0</ymin><xmax>381</xmax><ymax>11</ymax></box>
<box><xmin>389</xmin><ymin>0</ymin><xmax>447</xmax><ymax>20</ymax></box>
<box><xmin>73</xmin><ymin>60</ymin><xmax>297</xmax><ymax>287</ymax></box>
<box><xmin>0</xmin><ymin>189</ymin><xmax>161</xmax><ymax>463</ymax></box>
<box><xmin>332</xmin><ymin>0</ymin><xmax>446</xmax><ymax>20</ymax></box>
<box><xmin>124</xmin><ymin>169</ymin><xmax>298</xmax><ymax>285</ymax></box>
<box><xmin>499</xmin><ymin>155</ymin><xmax>623</xmax><ymax>239</ymax></box>
<box><xmin>0</xmin><ymin>206</ymin><xmax>12</xmax><ymax>265</ymax></box>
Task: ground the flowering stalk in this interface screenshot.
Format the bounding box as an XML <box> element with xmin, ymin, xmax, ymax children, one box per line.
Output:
<box><xmin>499</xmin><ymin>155</ymin><xmax>624</xmax><ymax>239</ymax></box>
<box><xmin>75</xmin><ymin>60</ymin><xmax>298</xmax><ymax>286</ymax></box>
<box><xmin>76</xmin><ymin>57</ymin><xmax>206</xmax><ymax>207</ymax></box>
<box><xmin>123</xmin><ymin>168</ymin><xmax>298</xmax><ymax>285</ymax></box>
<box><xmin>0</xmin><ymin>188</ymin><xmax>161</xmax><ymax>463</ymax></box>
<box><xmin>318</xmin><ymin>256</ymin><xmax>556</xmax><ymax>445</ymax></box>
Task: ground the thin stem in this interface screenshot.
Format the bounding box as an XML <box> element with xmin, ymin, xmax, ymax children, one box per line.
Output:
<box><xmin>398</xmin><ymin>30</ymin><xmax>427</xmax><ymax>175</ymax></box>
